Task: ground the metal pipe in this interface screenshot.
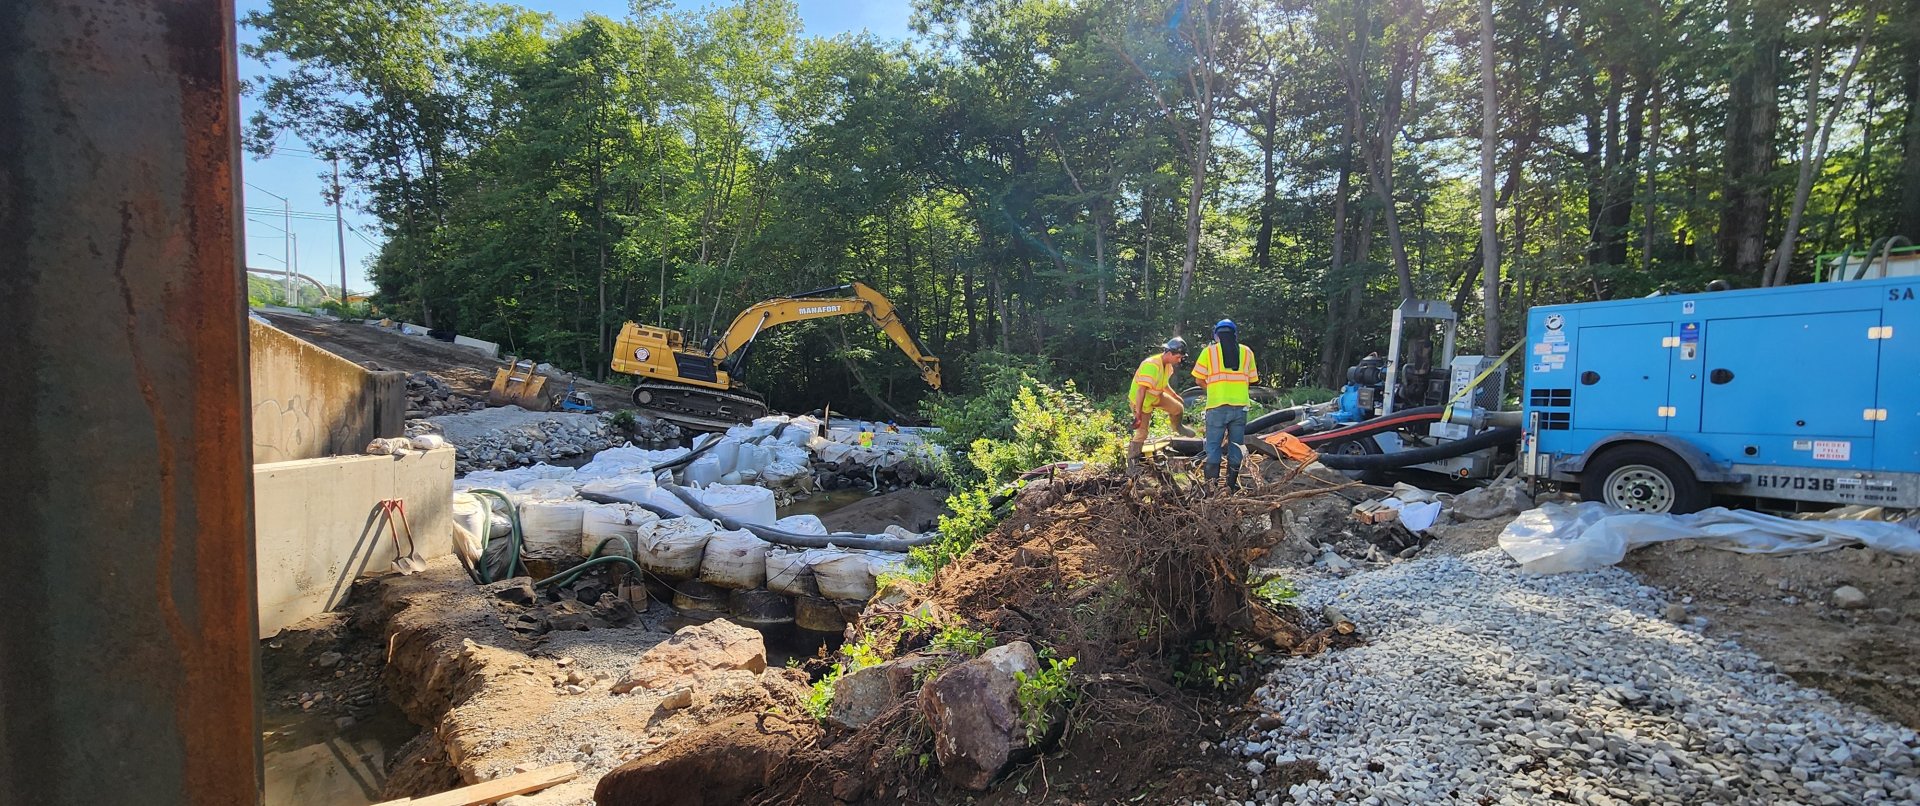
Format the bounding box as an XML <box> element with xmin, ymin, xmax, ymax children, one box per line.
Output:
<box><xmin>0</xmin><ymin>1</ymin><xmax>260</xmax><ymax>802</ymax></box>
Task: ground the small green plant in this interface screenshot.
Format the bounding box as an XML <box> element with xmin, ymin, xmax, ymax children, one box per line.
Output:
<box><xmin>806</xmin><ymin>635</ymin><xmax>887</xmax><ymax>721</ymax></box>
<box><xmin>1013</xmin><ymin>655</ymin><xmax>1078</xmax><ymax>747</ymax></box>
<box><xmin>1253</xmin><ymin>575</ymin><xmax>1300</xmax><ymax>608</ymax></box>
<box><xmin>930</xmin><ymin>624</ymin><xmax>993</xmax><ymax>656</ymax></box>
<box><xmin>607</xmin><ymin>409</ymin><xmax>637</xmax><ymax>430</ymax></box>
<box><xmin>1172</xmin><ymin>639</ymin><xmax>1254</xmax><ymax>692</ymax></box>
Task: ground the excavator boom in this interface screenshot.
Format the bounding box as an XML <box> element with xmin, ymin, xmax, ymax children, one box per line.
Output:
<box><xmin>711</xmin><ymin>282</ymin><xmax>942</xmax><ymax>390</ymax></box>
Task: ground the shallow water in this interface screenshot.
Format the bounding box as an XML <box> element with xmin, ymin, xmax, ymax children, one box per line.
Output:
<box><xmin>776</xmin><ymin>488</ymin><xmax>875</xmax><ymax>519</ymax></box>
<box><xmin>262</xmin><ymin>700</ymin><xmax>418</xmax><ymax>806</ymax></box>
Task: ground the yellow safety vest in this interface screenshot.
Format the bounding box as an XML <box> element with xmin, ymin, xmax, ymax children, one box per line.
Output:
<box><xmin>1191</xmin><ymin>343</ymin><xmax>1258</xmax><ymax>409</ymax></box>
<box><xmin>1128</xmin><ymin>355</ymin><xmax>1171</xmax><ymax>407</ymax></box>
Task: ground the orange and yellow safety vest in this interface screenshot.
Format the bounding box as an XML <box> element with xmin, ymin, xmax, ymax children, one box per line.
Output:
<box><xmin>1128</xmin><ymin>354</ymin><xmax>1173</xmax><ymax>408</ymax></box>
<box><xmin>1191</xmin><ymin>343</ymin><xmax>1258</xmax><ymax>409</ymax></box>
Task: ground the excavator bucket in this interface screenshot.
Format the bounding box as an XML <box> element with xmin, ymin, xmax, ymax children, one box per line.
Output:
<box><xmin>488</xmin><ymin>358</ymin><xmax>552</xmax><ymax>411</ymax></box>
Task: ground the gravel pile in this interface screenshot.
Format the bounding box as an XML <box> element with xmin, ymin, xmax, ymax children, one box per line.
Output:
<box><xmin>1236</xmin><ymin>549</ymin><xmax>1920</xmax><ymax>805</ymax></box>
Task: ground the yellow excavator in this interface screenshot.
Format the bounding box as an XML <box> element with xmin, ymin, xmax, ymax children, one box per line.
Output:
<box><xmin>609</xmin><ymin>282</ymin><xmax>942</xmax><ymax>430</ymax></box>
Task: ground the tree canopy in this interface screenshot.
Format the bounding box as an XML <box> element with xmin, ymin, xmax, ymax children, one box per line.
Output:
<box><xmin>245</xmin><ymin>0</ymin><xmax>1920</xmax><ymax>416</ymax></box>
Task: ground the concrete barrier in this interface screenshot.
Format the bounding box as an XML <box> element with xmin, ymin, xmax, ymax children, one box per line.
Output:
<box><xmin>250</xmin><ymin>319</ymin><xmax>406</xmax><ymax>462</ymax></box>
<box><xmin>254</xmin><ymin>447</ymin><xmax>457</xmax><ymax>637</ymax></box>
<box><xmin>454</xmin><ymin>333</ymin><xmax>500</xmax><ymax>358</ymax></box>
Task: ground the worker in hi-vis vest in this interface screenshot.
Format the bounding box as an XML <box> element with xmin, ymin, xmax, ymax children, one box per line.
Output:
<box><xmin>1190</xmin><ymin>319</ymin><xmax>1258</xmax><ymax>491</ymax></box>
<box><xmin>1127</xmin><ymin>336</ymin><xmax>1195</xmax><ymax>463</ymax></box>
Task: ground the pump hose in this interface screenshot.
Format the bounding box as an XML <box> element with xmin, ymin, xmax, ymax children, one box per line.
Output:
<box><xmin>1312</xmin><ymin>426</ymin><xmax>1520</xmax><ymax>470</ymax></box>
<box><xmin>1161</xmin><ymin>405</ymin><xmax>1451</xmax><ymax>457</ymax></box>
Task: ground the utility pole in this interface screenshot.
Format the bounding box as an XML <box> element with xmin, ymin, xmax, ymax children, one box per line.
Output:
<box><xmin>1478</xmin><ymin>0</ymin><xmax>1500</xmax><ymax>354</ymax></box>
<box><xmin>246</xmin><ymin>181</ymin><xmax>293</xmax><ymax>303</ymax></box>
<box><xmin>332</xmin><ymin>156</ymin><xmax>348</xmax><ymax>301</ymax></box>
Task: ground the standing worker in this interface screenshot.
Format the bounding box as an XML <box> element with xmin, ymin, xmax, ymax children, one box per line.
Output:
<box><xmin>1127</xmin><ymin>337</ymin><xmax>1195</xmax><ymax>463</ymax></box>
<box><xmin>1191</xmin><ymin>319</ymin><xmax>1259</xmax><ymax>491</ymax></box>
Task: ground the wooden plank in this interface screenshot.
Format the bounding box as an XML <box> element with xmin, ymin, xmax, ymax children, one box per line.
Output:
<box><xmin>373</xmin><ymin>763</ymin><xmax>577</xmax><ymax>806</ymax></box>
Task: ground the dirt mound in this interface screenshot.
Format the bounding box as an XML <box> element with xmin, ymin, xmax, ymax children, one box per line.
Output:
<box><xmin>751</xmin><ymin>462</ymin><xmax>1361</xmax><ymax>804</ymax></box>
<box><xmin>817</xmin><ymin>487</ymin><xmax>949</xmax><ymax>534</ymax></box>
<box><xmin>1622</xmin><ymin>540</ymin><xmax>1920</xmax><ymax>728</ymax></box>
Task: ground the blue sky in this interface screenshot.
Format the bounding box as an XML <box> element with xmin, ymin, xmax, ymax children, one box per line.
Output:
<box><xmin>237</xmin><ymin>0</ymin><xmax>912</xmax><ymax>295</ymax></box>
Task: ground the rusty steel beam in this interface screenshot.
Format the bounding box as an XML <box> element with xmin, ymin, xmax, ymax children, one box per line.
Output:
<box><xmin>0</xmin><ymin>1</ymin><xmax>261</xmax><ymax>804</ymax></box>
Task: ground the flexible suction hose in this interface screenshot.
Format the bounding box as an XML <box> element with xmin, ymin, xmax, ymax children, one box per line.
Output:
<box><xmin>577</xmin><ymin>486</ymin><xmax>933</xmax><ymax>552</ymax></box>
<box><xmin>1312</xmin><ymin>426</ymin><xmax>1520</xmax><ymax>470</ymax></box>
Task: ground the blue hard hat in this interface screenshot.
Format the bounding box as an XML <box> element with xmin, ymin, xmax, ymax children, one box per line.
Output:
<box><xmin>1214</xmin><ymin>319</ymin><xmax>1237</xmax><ymax>333</ymax></box>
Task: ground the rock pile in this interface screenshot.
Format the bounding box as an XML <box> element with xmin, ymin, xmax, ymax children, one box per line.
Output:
<box><xmin>1235</xmin><ymin>549</ymin><xmax>1920</xmax><ymax>804</ymax></box>
<box><xmin>403</xmin><ymin>371</ymin><xmax>484</xmax><ymax>418</ymax></box>
<box><xmin>410</xmin><ymin>406</ymin><xmax>615</xmax><ymax>473</ymax></box>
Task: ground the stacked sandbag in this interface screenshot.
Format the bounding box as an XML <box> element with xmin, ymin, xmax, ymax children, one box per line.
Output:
<box><xmin>811</xmin><ymin>549</ymin><xmax>879</xmax><ymax>601</ymax></box>
<box><xmin>699</xmin><ymin>528</ymin><xmax>772</xmax><ymax>589</ymax></box>
<box><xmin>773</xmin><ymin>514</ymin><xmax>827</xmax><ymax>535</ymax></box>
<box><xmin>519</xmin><ymin>500</ymin><xmax>590</xmax><ymax>553</ymax></box>
<box><xmin>701</xmin><ymin>483</ymin><xmax>777</xmax><ymax>526</ymax></box>
<box><xmin>578</xmin><ymin>471</ymin><xmax>658</xmax><ymax>504</ymax></box>
<box><xmin>638</xmin><ymin>517</ymin><xmax>717</xmax><ymax>580</ymax></box>
<box><xmin>581</xmin><ymin>503</ymin><xmax>658</xmax><ymax>557</ymax></box>
<box><xmin>764</xmin><ymin>548</ymin><xmax>823</xmax><ymax>597</ymax></box>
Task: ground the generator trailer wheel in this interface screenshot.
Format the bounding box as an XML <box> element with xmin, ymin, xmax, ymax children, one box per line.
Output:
<box><xmin>1580</xmin><ymin>445</ymin><xmax>1709</xmax><ymax>514</ymax></box>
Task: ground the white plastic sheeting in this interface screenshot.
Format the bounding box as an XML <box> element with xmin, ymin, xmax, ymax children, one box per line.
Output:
<box><xmin>1498</xmin><ymin>502</ymin><xmax>1920</xmax><ymax>574</ymax></box>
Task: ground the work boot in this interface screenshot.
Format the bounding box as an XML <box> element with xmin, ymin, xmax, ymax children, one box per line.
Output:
<box><xmin>1173</xmin><ymin>418</ymin><xmax>1196</xmax><ymax>438</ymax></box>
<box><xmin>1225</xmin><ymin>469</ymin><xmax>1242</xmax><ymax>494</ymax></box>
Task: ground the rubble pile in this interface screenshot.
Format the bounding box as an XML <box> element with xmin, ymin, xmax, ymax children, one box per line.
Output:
<box><xmin>403</xmin><ymin>371</ymin><xmax>484</xmax><ymax>418</ymax></box>
<box><xmin>409</xmin><ymin>406</ymin><xmax>616</xmax><ymax>473</ymax></box>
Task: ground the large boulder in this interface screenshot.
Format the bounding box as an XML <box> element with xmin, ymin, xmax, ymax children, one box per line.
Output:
<box><xmin>920</xmin><ymin>641</ymin><xmax>1039</xmax><ymax>790</ymax></box>
<box><xmin>1451</xmin><ymin>479</ymin><xmax>1534</xmax><ymax>521</ymax></box>
<box><xmin>594</xmin><ymin>712</ymin><xmax>814</xmax><ymax>806</ymax></box>
<box><xmin>611</xmin><ymin>621</ymin><xmax>766</xmax><ymax>694</ymax></box>
<box><xmin>827</xmin><ymin>653</ymin><xmax>942</xmax><ymax>729</ymax></box>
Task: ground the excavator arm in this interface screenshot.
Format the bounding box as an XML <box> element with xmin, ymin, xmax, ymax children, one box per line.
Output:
<box><xmin>710</xmin><ymin>282</ymin><xmax>943</xmax><ymax>390</ymax></box>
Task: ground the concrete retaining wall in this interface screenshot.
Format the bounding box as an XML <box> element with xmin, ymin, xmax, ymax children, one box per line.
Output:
<box><xmin>250</xmin><ymin>319</ymin><xmax>406</xmax><ymax>463</ymax></box>
<box><xmin>254</xmin><ymin>447</ymin><xmax>457</xmax><ymax>637</ymax></box>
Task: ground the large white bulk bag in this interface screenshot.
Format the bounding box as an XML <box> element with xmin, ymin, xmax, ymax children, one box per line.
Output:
<box><xmin>582</xmin><ymin>503</ymin><xmax>658</xmax><ymax>556</ymax></box>
<box><xmin>753</xmin><ymin>415</ymin><xmax>792</xmax><ymax>428</ymax></box>
<box><xmin>812</xmin><ymin>550</ymin><xmax>877</xmax><ymax>600</ymax></box>
<box><xmin>815</xmin><ymin>442</ymin><xmax>854</xmax><ymax>464</ymax></box>
<box><xmin>683</xmin><ymin>455</ymin><xmax>724</xmax><ymax>488</ymax></box>
<box><xmin>761</xmin><ymin>461</ymin><xmax>808</xmax><ymax>488</ymax></box>
<box><xmin>774</xmin><ymin>514</ymin><xmax>827</xmax><ymax>535</ymax></box>
<box><xmin>647</xmin><ymin>485</ymin><xmax>697</xmax><ymax>517</ymax></box>
<box><xmin>764</xmin><ymin>548</ymin><xmax>822</xmax><ymax>596</ymax></box>
<box><xmin>639</xmin><ymin>517</ymin><xmax>716</xmax><ymax>579</ymax></box>
<box><xmin>515</xmin><ymin>479</ymin><xmax>578</xmax><ymax>501</ymax></box>
<box><xmin>520</xmin><ymin>500</ymin><xmax>589</xmax><ymax>553</ymax></box>
<box><xmin>867</xmin><ymin>551</ymin><xmax>911</xmax><ymax>580</ymax></box>
<box><xmin>578</xmin><ymin>472</ymin><xmax>658</xmax><ymax>504</ymax></box>
<box><xmin>702</xmin><ymin>484</ymin><xmax>777</xmax><ymax>526</ymax></box>
<box><xmin>450</xmin><ymin>493</ymin><xmax>493</xmax><ymax>561</ymax></box>
<box><xmin>769</xmin><ymin>444</ymin><xmax>810</xmax><ymax>467</ymax></box>
<box><xmin>710</xmin><ymin>439</ymin><xmax>742</xmax><ymax>475</ymax></box>
<box><xmin>735</xmin><ymin>442</ymin><xmax>772</xmax><ymax>474</ymax></box>
<box><xmin>699</xmin><ymin>529</ymin><xmax>771</xmax><ymax>589</ymax></box>
<box><xmin>524</xmin><ymin>462</ymin><xmax>575</xmax><ymax>480</ymax></box>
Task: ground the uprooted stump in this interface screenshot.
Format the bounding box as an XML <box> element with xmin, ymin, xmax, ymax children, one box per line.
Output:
<box><xmin>595</xmin><ymin>713</ymin><xmax>819</xmax><ymax>806</ymax></box>
<box><xmin>741</xmin><ymin>464</ymin><xmax>1364</xmax><ymax>804</ymax></box>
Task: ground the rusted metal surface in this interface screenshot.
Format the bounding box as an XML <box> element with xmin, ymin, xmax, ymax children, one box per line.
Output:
<box><xmin>0</xmin><ymin>1</ymin><xmax>261</xmax><ymax>804</ymax></box>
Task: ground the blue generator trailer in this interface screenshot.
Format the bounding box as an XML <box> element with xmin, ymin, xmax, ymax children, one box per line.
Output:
<box><xmin>1520</xmin><ymin>274</ymin><xmax>1919</xmax><ymax>513</ymax></box>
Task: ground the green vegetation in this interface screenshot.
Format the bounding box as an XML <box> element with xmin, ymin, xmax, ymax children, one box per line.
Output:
<box><xmin>930</xmin><ymin>624</ymin><xmax>994</xmax><ymax>657</ymax></box>
<box><xmin>1172</xmin><ymin>639</ymin><xmax>1255</xmax><ymax>692</ymax></box>
<box><xmin>242</xmin><ymin>0</ymin><xmax>1915</xmax><ymax>420</ymax></box>
<box><xmin>1013</xmin><ymin>655</ymin><xmax>1079</xmax><ymax>747</ymax></box>
<box><xmin>1253</xmin><ymin>576</ymin><xmax>1301</xmax><ymax>608</ymax></box>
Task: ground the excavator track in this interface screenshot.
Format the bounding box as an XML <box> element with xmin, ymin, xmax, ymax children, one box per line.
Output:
<box><xmin>630</xmin><ymin>381</ymin><xmax>768</xmax><ymax>433</ymax></box>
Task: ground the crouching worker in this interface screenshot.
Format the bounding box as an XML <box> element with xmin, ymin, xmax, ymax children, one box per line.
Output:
<box><xmin>1192</xmin><ymin>319</ymin><xmax>1259</xmax><ymax>491</ymax></box>
<box><xmin>1127</xmin><ymin>337</ymin><xmax>1195</xmax><ymax>463</ymax></box>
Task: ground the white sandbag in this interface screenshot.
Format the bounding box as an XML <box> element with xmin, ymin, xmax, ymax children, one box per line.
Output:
<box><xmin>519</xmin><ymin>500</ymin><xmax>590</xmax><ymax>553</ymax></box>
<box><xmin>710</xmin><ymin>439</ymin><xmax>742</xmax><ymax>475</ymax></box>
<box><xmin>638</xmin><ymin>518</ymin><xmax>716</xmax><ymax>579</ymax></box>
<box><xmin>816</xmin><ymin>442</ymin><xmax>854</xmax><ymax>464</ymax></box>
<box><xmin>783</xmin><ymin>416</ymin><xmax>822</xmax><ymax>444</ymax></box>
<box><xmin>762</xmin><ymin>461</ymin><xmax>808</xmax><ymax>486</ymax></box>
<box><xmin>410</xmin><ymin>434</ymin><xmax>449</xmax><ymax>451</ymax></box>
<box><xmin>867</xmin><ymin>551</ymin><xmax>910</xmax><ymax>581</ymax></box>
<box><xmin>683</xmin><ymin>455</ymin><xmax>724</xmax><ymax>488</ymax></box>
<box><xmin>764</xmin><ymin>548</ymin><xmax>822</xmax><ymax>596</ymax></box>
<box><xmin>845</xmin><ymin>448</ymin><xmax>882</xmax><ymax>466</ymax></box>
<box><xmin>578</xmin><ymin>471</ymin><xmax>658</xmax><ymax>504</ymax></box>
<box><xmin>718</xmin><ymin>471</ymin><xmax>745</xmax><ymax>486</ymax></box>
<box><xmin>736</xmin><ymin>442</ymin><xmax>772</xmax><ymax>474</ymax></box>
<box><xmin>450</xmin><ymin>493</ymin><xmax>493</xmax><ymax>559</ymax></box>
<box><xmin>647</xmin><ymin>485</ymin><xmax>698</xmax><ymax>517</ymax></box>
<box><xmin>700</xmin><ymin>528</ymin><xmax>771</xmax><ymax>589</ymax></box>
<box><xmin>774</xmin><ymin>514</ymin><xmax>828</xmax><ymax>535</ymax></box>
<box><xmin>582</xmin><ymin>503</ymin><xmax>658</xmax><ymax>556</ymax></box>
<box><xmin>523</xmin><ymin>462</ymin><xmax>576</xmax><ymax>480</ymax></box>
<box><xmin>515</xmin><ymin>479</ymin><xmax>578</xmax><ymax>501</ymax></box>
<box><xmin>812</xmin><ymin>550</ymin><xmax>877</xmax><ymax>600</ymax></box>
<box><xmin>769</xmin><ymin>445</ymin><xmax>810</xmax><ymax>467</ymax></box>
<box><xmin>365</xmin><ymin>437</ymin><xmax>412</xmax><ymax>455</ymax></box>
<box><xmin>701</xmin><ymin>483</ymin><xmax>777</xmax><ymax>526</ymax></box>
<box><xmin>753</xmin><ymin>415</ymin><xmax>792</xmax><ymax>428</ymax></box>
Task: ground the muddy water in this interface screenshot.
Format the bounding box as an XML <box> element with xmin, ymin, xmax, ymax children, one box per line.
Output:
<box><xmin>262</xmin><ymin>700</ymin><xmax>417</xmax><ymax>805</ymax></box>
<box><xmin>777</xmin><ymin>488</ymin><xmax>874</xmax><ymax>519</ymax></box>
